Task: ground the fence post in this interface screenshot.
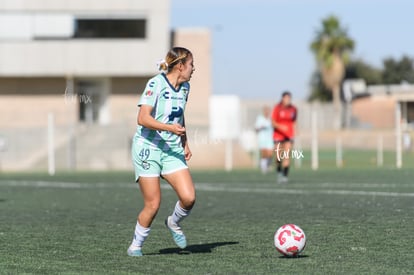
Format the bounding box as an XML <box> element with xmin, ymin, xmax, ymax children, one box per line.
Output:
<box><xmin>396</xmin><ymin>103</ymin><xmax>402</xmax><ymax>169</ymax></box>
<box><xmin>225</xmin><ymin>139</ymin><xmax>233</xmax><ymax>171</ymax></box>
<box><xmin>66</xmin><ymin>76</ymin><xmax>76</xmax><ymax>170</ymax></box>
<box><xmin>377</xmin><ymin>134</ymin><xmax>383</xmax><ymax>167</ymax></box>
<box><xmin>48</xmin><ymin>113</ymin><xmax>55</xmax><ymax>176</ymax></box>
<box><xmin>311</xmin><ymin>108</ymin><xmax>319</xmax><ymax>170</ymax></box>
<box><xmin>294</xmin><ymin>136</ymin><xmax>302</xmax><ymax>169</ymax></box>
<box><xmin>336</xmin><ymin>136</ymin><xmax>343</xmax><ymax>168</ymax></box>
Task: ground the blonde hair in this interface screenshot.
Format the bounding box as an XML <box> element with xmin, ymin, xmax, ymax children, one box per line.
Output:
<box><xmin>159</xmin><ymin>47</ymin><xmax>192</xmax><ymax>73</ymax></box>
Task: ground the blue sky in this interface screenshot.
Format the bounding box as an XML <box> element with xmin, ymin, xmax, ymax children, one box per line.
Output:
<box><xmin>171</xmin><ymin>0</ymin><xmax>414</xmax><ymax>100</ymax></box>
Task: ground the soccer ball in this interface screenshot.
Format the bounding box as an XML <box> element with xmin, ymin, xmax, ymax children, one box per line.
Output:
<box><xmin>274</xmin><ymin>224</ymin><xmax>306</xmax><ymax>257</ymax></box>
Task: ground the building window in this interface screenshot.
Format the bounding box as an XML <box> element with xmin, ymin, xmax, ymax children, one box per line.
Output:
<box><xmin>406</xmin><ymin>102</ymin><xmax>414</xmax><ymax>124</ymax></box>
<box><xmin>74</xmin><ymin>19</ymin><xmax>146</xmax><ymax>39</ymax></box>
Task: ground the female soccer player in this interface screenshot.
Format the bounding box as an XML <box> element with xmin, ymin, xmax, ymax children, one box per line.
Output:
<box><xmin>255</xmin><ymin>106</ymin><xmax>274</xmax><ymax>174</ymax></box>
<box><xmin>272</xmin><ymin>91</ymin><xmax>297</xmax><ymax>183</ymax></box>
<box><xmin>127</xmin><ymin>47</ymin><xmax>196</xmax><ymax>256</ymax></box>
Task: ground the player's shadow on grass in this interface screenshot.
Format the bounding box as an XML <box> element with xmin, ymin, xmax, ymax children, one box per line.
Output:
<box><xmin>157</xmin><ymin>241</ymin><xmax>239</xmax><ymax>255</ymax></box>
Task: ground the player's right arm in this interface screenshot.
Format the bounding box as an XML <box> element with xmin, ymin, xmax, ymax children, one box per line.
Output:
<box><xmin>137</xmin><ymin>105</ymin><xmax>185</xmax><ymax>136</ymax></box>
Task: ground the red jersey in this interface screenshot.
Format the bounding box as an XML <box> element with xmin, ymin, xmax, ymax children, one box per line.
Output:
<box><xmin>272</xmin><ymin>103</ymin><xmax>297</xmax><ymax>141</ymax></box>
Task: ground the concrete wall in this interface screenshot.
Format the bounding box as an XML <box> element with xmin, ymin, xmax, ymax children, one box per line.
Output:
<box><xmin>0</xmin><ymin>77</ymin><xmax>76</xmax><ymax>127</ymax></box>
<box><xmin>352</xmin><ymin>96</ymin><xmax>396</xmax><ymax>129</ymax></box>
<box><xmin>0</xmin><ymin>94</ymin><xmax>78</xmax><ymax>128</ymax></box>
<box><xmin>0</xmin><ymin>76</ymin><xmax>150</xmax><ymax>128</ymax></box>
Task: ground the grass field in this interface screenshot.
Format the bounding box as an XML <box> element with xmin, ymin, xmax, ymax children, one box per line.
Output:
<box><xmin>1</xmin><ymin>168</ymin><xmax>413</xmax><ymax>274</ymax></box>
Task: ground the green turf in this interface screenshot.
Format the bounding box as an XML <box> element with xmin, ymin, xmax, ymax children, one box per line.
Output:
<box><xmin>296</xmin><ymin>149</ymin><xmax>414</xmax><ymax>169</ymax></box>
<box><xmin>1</xmin><ymin>168</ymin><xmax>413</xmax><ymax>274</ymax></box>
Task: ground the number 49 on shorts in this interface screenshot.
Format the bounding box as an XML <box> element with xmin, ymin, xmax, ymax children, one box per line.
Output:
<box><xmin>139</xmin><ymin>148</ymin><xmax>150</xmax><ymax>160</ymax></box>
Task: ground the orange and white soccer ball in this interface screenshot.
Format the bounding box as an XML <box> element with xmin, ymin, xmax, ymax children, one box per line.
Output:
<box><xmin>274</xmin><ymin>224</ymin><xmax>306</xmax><ymax>257</ymax></box>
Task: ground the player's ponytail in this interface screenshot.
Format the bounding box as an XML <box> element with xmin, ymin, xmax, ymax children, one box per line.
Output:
<box><xmin>157</xmin><ymin>59</ymin><xmax>169</xmax><ymax>72</ymax></box>
<box><xmin>158</xmin><ymin>47</ymin><xmax>192</xmax><ymax>73</ymax></box>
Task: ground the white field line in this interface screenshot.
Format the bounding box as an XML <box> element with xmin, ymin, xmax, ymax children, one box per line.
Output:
<box><xmin>318</xmin><ymin>182</ymin><xmax>413</xmax><ymax>188</ymax></box>
<box><xmin>194</xmin><ymin>183</ymin><xmax>414</xmax><ymax>197</ymax></box>
<box><xmin>0</xmin><ymin>180</ymin><xmax>135</xmax><ymax>189</ymax></box>
<box><xmin>1</xmin><ymin>180</ymin><xmax>414</xmax><ymax>197</ymax></box>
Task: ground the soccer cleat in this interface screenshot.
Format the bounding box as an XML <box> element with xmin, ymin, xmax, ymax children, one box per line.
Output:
<box><xmin>127</xmin><ymin>245</ymin><xmax>143</xmax><ymax>257</ymax></box>
<box><xmin>277</xmin><ymin>172</ymin><xmax>283</xmax><ymax>183</ymax></box>
<box><xmin>278</xmin><ymin>174</ymin><xmax>288</xmax><ymax>184</ymax></box>
<box><xmin>165</xmin><ymin>216</ymin><xmax>187</xmax><ymax>249</ymax></box>
<box><xmin>281</xmin><ymin>176</ymin><xmax>289</xmax><ymax>183</ymax></box>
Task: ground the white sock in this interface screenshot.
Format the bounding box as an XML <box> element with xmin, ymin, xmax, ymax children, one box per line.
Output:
<box><xmin>267</xmin><ymin>157</ymin><xmax>272</xmax><ymax>170</ymax></box>
<box><xmin>171</xmin><ymin>201</ymin><xmax>191</xmax><ymax>226</ymax></box>
<box><xmin>131</xmin><ymin>221</ymin><xmax>150</xmax><ymax>248</ymax></box>
<box><xmin>260</xmin><ymin>158</ymin><xmax>268</xmax><ymax>173</ymax></box>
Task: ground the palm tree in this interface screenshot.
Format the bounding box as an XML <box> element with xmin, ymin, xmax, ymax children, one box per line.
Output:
<box><xmin>311</xmin><ymin>15</ymin><xmax>354</xmax><ymax>129</ymax></box>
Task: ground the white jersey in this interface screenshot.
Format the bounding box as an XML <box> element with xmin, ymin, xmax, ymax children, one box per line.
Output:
<box><xmin>135</xmin><ymin>73</ymin><xmax>190</xmax><ymax>151</ymax></box>
<box><xmin>255</xmin><ymin>114</ymin><xmax>274</xmax><ymax>149</ymax></box>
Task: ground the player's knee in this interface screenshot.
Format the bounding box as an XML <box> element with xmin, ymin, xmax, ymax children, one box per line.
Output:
<box><xmin>145</xmin><ymin>199</ymin><xmax>161</xmax><ymax>214</ymax></box>
<box><xmin>181</xmin><ymin>194</ymin><xmax>196</xmax><ymax>210</ymax></box>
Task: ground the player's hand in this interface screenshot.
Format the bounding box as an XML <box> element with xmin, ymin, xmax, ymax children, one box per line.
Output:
<box><xmin>184</xmin><ymin>145</ymin><xmax>192</xmax><ymax>161</ymax></box>
<box><xmin>169</xmin><ymin>124</ymin><xmax>186</xmax><ymax>136</ymax></box>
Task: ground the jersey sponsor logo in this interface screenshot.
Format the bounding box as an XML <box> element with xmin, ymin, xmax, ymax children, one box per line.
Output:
<box><xmin>162</xmin><ymin>87</ymin><xmax>187</xmax><ymax>101</ymax></box>
<box><xmin>148</xmin><ymin>81</ymin><xmax>155</xmax><ymax>88</ymax></box>
<box><xmin>163</xmin><ymin>91</ymin><xmax>184</xmax><ymax>101</ymax></box>
<box><xmin>163</xmin><ymin>91</ymin><xmax>170</xmax><ymax>99</ymax></box>
<box><xmin>168</xmin><ymin>106</ymin><xmax>183</xmax><ymax>122</ymax></box>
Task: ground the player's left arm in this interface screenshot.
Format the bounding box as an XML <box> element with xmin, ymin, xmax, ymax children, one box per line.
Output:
<box><xmin>181</xmin><ymin>116</ymin><xmax>192</xmax><ymax>161</ymax></box>
<box><xmin>292</xmin><ymin>106</ymin><xmax>298</xmax><ymax>137</ymax></box>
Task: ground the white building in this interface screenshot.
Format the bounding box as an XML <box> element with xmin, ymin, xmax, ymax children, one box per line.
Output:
<box><xmin>0</xmin><ymin>1</ymin><xmax>246</xmax><ymax>171</ymax></box>
<box><xmin>0</xmin><ymin>0</ymin><xmax>170</xmax><ymax>126</ymax></box>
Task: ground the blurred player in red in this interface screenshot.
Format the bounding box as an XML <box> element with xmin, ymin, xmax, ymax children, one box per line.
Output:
<box><xmin>272</xmin><ymin>91</ymin><xmax>297</xmax><ymax>183</ymax></box>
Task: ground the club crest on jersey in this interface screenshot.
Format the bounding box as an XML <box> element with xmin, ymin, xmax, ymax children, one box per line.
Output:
<box><xmin>142</xmin><ymin>161</ymin><xmax>150</xmax><ymax>170</ymax></box>
<box><xmin>145</xmin><ymin>90</ymin><xmax>153</xmax><ymax>97</ymax></box>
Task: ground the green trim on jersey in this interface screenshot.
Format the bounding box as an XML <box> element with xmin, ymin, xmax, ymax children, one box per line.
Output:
<box><xmin>135</xmin><ymin>73</ymin><xmax>190</xmax><ymax>151</ymax></box>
